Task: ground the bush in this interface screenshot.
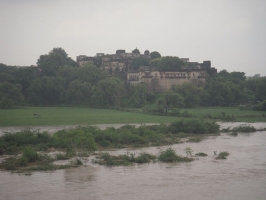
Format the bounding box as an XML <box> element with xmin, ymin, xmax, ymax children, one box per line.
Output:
<box><xmin>195</xmin><ymin>152</ymin><xmax>208</xmax><ymax>157</ymax></box>
<box><xmin>95</xmin><ymin>152</ymin><xmax>156</xmax><ymax>166</ymax></box>
<box><xmin>253</xmin><ymin>100</ymin><xmax>266</xmax><ymax>111</ymax></box>
<box><xmin>216</xmin><ymin>151</ymin><xmax>229</xmax><ymax>159</ymax></box>
<box><xmin>134</xmin><ymin>152</ymin><xmax>156</xmax><ymax>163</ymax></box>
<box><xmin>168</xmin><ymin>119</ymin><xmax>220</xmax><ymax>134</ymax></box>
<box><xmin>0</xmin><ymin>130</ymin><xmax>53</xmax><ymax>154</ymax></box>
<box><xmin>95</xmin><ymin>153</ymin><xmax>132</xmax><ymax>166</ymax></box>
<box><xmin>17</xmin><ymin>155</ymin><xmax>28</xmax><ymax>166</ymax></box>
<box><xmin>52</xmin><ymin>129</ymin><xmax>97</xmax><ymax>152</ymax></box>
<box><xmin>158</xmin><ymin>148</ymin><xmax>192</xmax><ymax>162</ymax></box>
<box><xmin>22</xmin><ymin>147</ymin><xmax>39</xmax><ymax>163</ymax></box>
<box><xmin>186</xmin><ymin>137</ymin><xmax>202</xmax><ymax>143</ymax></box>
<box><xmin>232</xmin><ymin>124</ymin><xmax>256</xmax><ymax>133</ymax></box>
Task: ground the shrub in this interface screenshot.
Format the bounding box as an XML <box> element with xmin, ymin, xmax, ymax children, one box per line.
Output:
<box><xmin>22</xmin><ymin>147</ymin><xmax>39</xmax><ymax>163</ymax></box>
<box><xmin>168</xmin><ymin>119</ymin><xmax>220</xmax><ymax>134</ymax></box>
<box><xmin>95</xmin><ymin>153</ymin><xmax>131</xmax><ymax>166</ymax></box>
<box><xmin>158</xmin><ymin>148</ymin><xmax>192</xmax><ymax>162</ymax></box>
<box><xmin>17</xmin><ymin>155</ymin><xmax>28</xmax><ymax>166</ymax></box>
<box><xmin>184</xmin><ymin>147</ymin><xmax>193</xmax><ymax>156</ymax></box>
<box><xmin>253</xmin><ymin>100</ymin><xmax>266</xmax><ymax>111</ymax></box>
<box><xmin>232</xmin><ymin>124</ymin><xmax>256</xmax><ymax>133</ymax></box>
<box><xmin>52</xmin><ymin>129</ymin><xmax>97</xmax><ymax>152</ymax></box>
<box><xmin>134</xmin><ymin>152</ymin><xmax>156</xmax><ymax>163</ymax></box>
<box><xmin>186</xmin><ymin>137</ymin><xmax>202</xmax><ymax>143</ymax></box>
<box><xmin>216</xmin><ymin>151</ymin><xmax>229</xmax><ymax>159</ymax></box>
<box><xmin>195</xmin><ymin>152</ymin><xmax>208</xmax><ymax>157</ymax></box>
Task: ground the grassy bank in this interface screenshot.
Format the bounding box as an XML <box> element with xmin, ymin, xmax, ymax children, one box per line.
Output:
<box><xmin>0</xmin><ymin>106</ymin><xmax>265</xmax><ymax>127</ymax></box>
<box><xmin>0</xmin><ymin>107</ymin><xmax>180</xmax><ymax>126</ymax></box>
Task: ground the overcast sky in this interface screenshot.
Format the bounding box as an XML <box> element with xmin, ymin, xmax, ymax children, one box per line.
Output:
<box><xmin>0</xmin><ymin>0</ymin><xmax>265</xmax><ymax>76</ymax></box>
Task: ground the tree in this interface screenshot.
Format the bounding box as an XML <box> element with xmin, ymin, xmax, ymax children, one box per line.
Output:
<box><xmin>0</xmin><ymin>73</ymin><xmax>15</xmax><ymax>83</ymax></box>
<box><xmin>155</xmin><ymin>91</ymin><xmax>184</xmax><ymax>114</ymax></box>
<box><xmin>28</xmin><ymin>76</ymin><xmax>66</xmax><ymax>105</ymax></box>
<box><xmin>127</xmin><ymin>84</ymin><xmax>154</xmax><ymax>108</ymax></box>
<box><xmin>76</xmin><ymin>64</ymin><xmax>108</xmax><ymax>85</ymax></box>
<box><xmin>150</xmin><ymin>51</ymin><xmax>161</xmax><ymax>60</ymax></box>
<box><xmin>56</xmin><ymin>65</ymin><xmax>78</xmax><ymax>86</ymax></box>
<box><xmin>172</xmin><ymin>83</ymin><xmax>203</xmax><ymax>107</ymax></box>
<box><xmin>130</xmin><ymin>57</ymin><xmax>150</xmax><ymax>70</ymax></box>
<box><xmin>14</xmin><ymin>67</ymin><xmax>39</xmax><ymax>98</ymax></box>
<box><xmin>0</xmin><ymin>82</ymin><xmax>24</xmax><ymax>108</ymax></box>
<box><xmin>90</xmin><ymin>77</ymin><xmax>126</xmax><ymax>108</ymax></box>
<box><xmin>37</xmin><ymin>48</ymin><xmax>77</xmax><ymax>76</ymax></box>
<box><xmin>67</xmin><ymin>80</ymin><xmax>92</xmax><ymax>105</ymax></box>
<box><xmin>150</xmin><ymin>57</ymin><xmax>185</xmax><ymax>71</ymax></box>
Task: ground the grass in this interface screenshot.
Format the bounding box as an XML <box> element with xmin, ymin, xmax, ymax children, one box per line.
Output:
<box><xmin>0</xmin><ymin>106</ymin><xmax>265</xmax><ymax>127</ymax></box>
<box><xmin>180</xmin><ymin>107</ymin><xmax>266</xmax><ymax>122</ymax></box>
<box><xmin>0</xmin><ymin>107</ymin><xmax>182</xmax><ymax>127</ymax></box>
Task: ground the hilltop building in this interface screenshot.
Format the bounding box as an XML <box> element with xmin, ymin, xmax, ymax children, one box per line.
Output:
<box><xmin>77</xmin><ymin>48</ymin><xmax>217</xmax><ymax>91</ymax></box>
<box><xmin>77</xmin><ymin>48</ymin><xmax>150</xmax><ymax>73</ymax></box>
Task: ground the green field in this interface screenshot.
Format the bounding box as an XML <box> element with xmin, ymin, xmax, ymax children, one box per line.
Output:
<box><xmin>0</xmin><ymin>107</ymin><xmax>265</xmax><ymax>127</ymax></box>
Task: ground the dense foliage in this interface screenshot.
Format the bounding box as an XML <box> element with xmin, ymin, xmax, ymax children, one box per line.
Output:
<box><xmin>0</xmin><ymin>120</ymin><xmax>219</xmax><ymax>156</ymax></box>
<box><xmin>0</xmin><ymin>48</ymin><xmax>266</xmax><ymax>111</ymax></box>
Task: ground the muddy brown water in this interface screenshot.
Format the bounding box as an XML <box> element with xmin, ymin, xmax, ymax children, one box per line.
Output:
<box><xmin>0</xmin><ymin>122</ymin><xmax>266</xmax><ymax>200</ymax></box>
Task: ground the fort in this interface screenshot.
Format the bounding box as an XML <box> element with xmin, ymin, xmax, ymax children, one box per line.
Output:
<box><xmin>77</xmin><ymin>48</ymin><xmax>217</xmax><ymax>91</ymax></box>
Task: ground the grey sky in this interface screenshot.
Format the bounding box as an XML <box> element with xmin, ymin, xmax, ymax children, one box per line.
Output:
<box><xmin>0</xmin><ymin>0</ymin><xmax>265</xmax><ymax>76</ymax></box>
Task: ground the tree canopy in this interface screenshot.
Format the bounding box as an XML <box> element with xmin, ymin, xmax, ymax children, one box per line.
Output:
<box><xmin>37</xmin><ymin>47</ymin><xmax>77</xmax><ymax>76</ymax></box>
<box><xmin>150</xmin><ymin>51</ymin><xmax>161</xmax><ymax>60</ymax></box>
<box><xmin>150</xmin><ymin>57</ymin><xmax>185</xmax><ymax>71</ymax></box>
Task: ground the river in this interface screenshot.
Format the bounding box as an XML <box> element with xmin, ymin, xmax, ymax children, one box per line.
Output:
<box><xmin>0</xmin><ymin>122</ymin><xmax>266</xmax><ymax>200</ymax></box>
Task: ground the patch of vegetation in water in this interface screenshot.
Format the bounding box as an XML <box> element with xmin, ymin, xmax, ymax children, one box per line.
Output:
<box><xmin>94</xmin><ymin>152</ymin><xmax>156</xmax><ymax>166</ymax></box>
<box><xmin>158</xmin><ymin>148</ymin><xmax>193</xmax><ymax>163</ymax></box>
<box><xmin>195</xmin><ymin>152</ymin><xmax>208</xmax><ymax>157</ymax></box>
<box><xmin>0</xmin><ymin>119</ymin><xmax>222</xmax><ymax>171</ymax></box>
<box><xmin>232</xmin><ymin>124</ymin><xmax>256</xmax><ymax>133</ymax></box>
<box><xmin>167</xmin><ymin>119</ymin><xmax>220</xmax><ymax>134</ymax></box>
<box><xmin>216</xmin><ymin>151</ymin><xmax>229</xmax><ymax>159</ymax></box>
<box><xmin>186</xmin><ymin>137</ymin><xmax>203</xmax><ymax>143</ymax></box>
<box><xmin>0</xmin><ymin>147</ymin><xmax>55</xmax><ymax>171</ymax></box>
<box><xmin>221</xmin><ymin>124</ymin><xmax>266</xmax><ymax>133</ymax></box>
